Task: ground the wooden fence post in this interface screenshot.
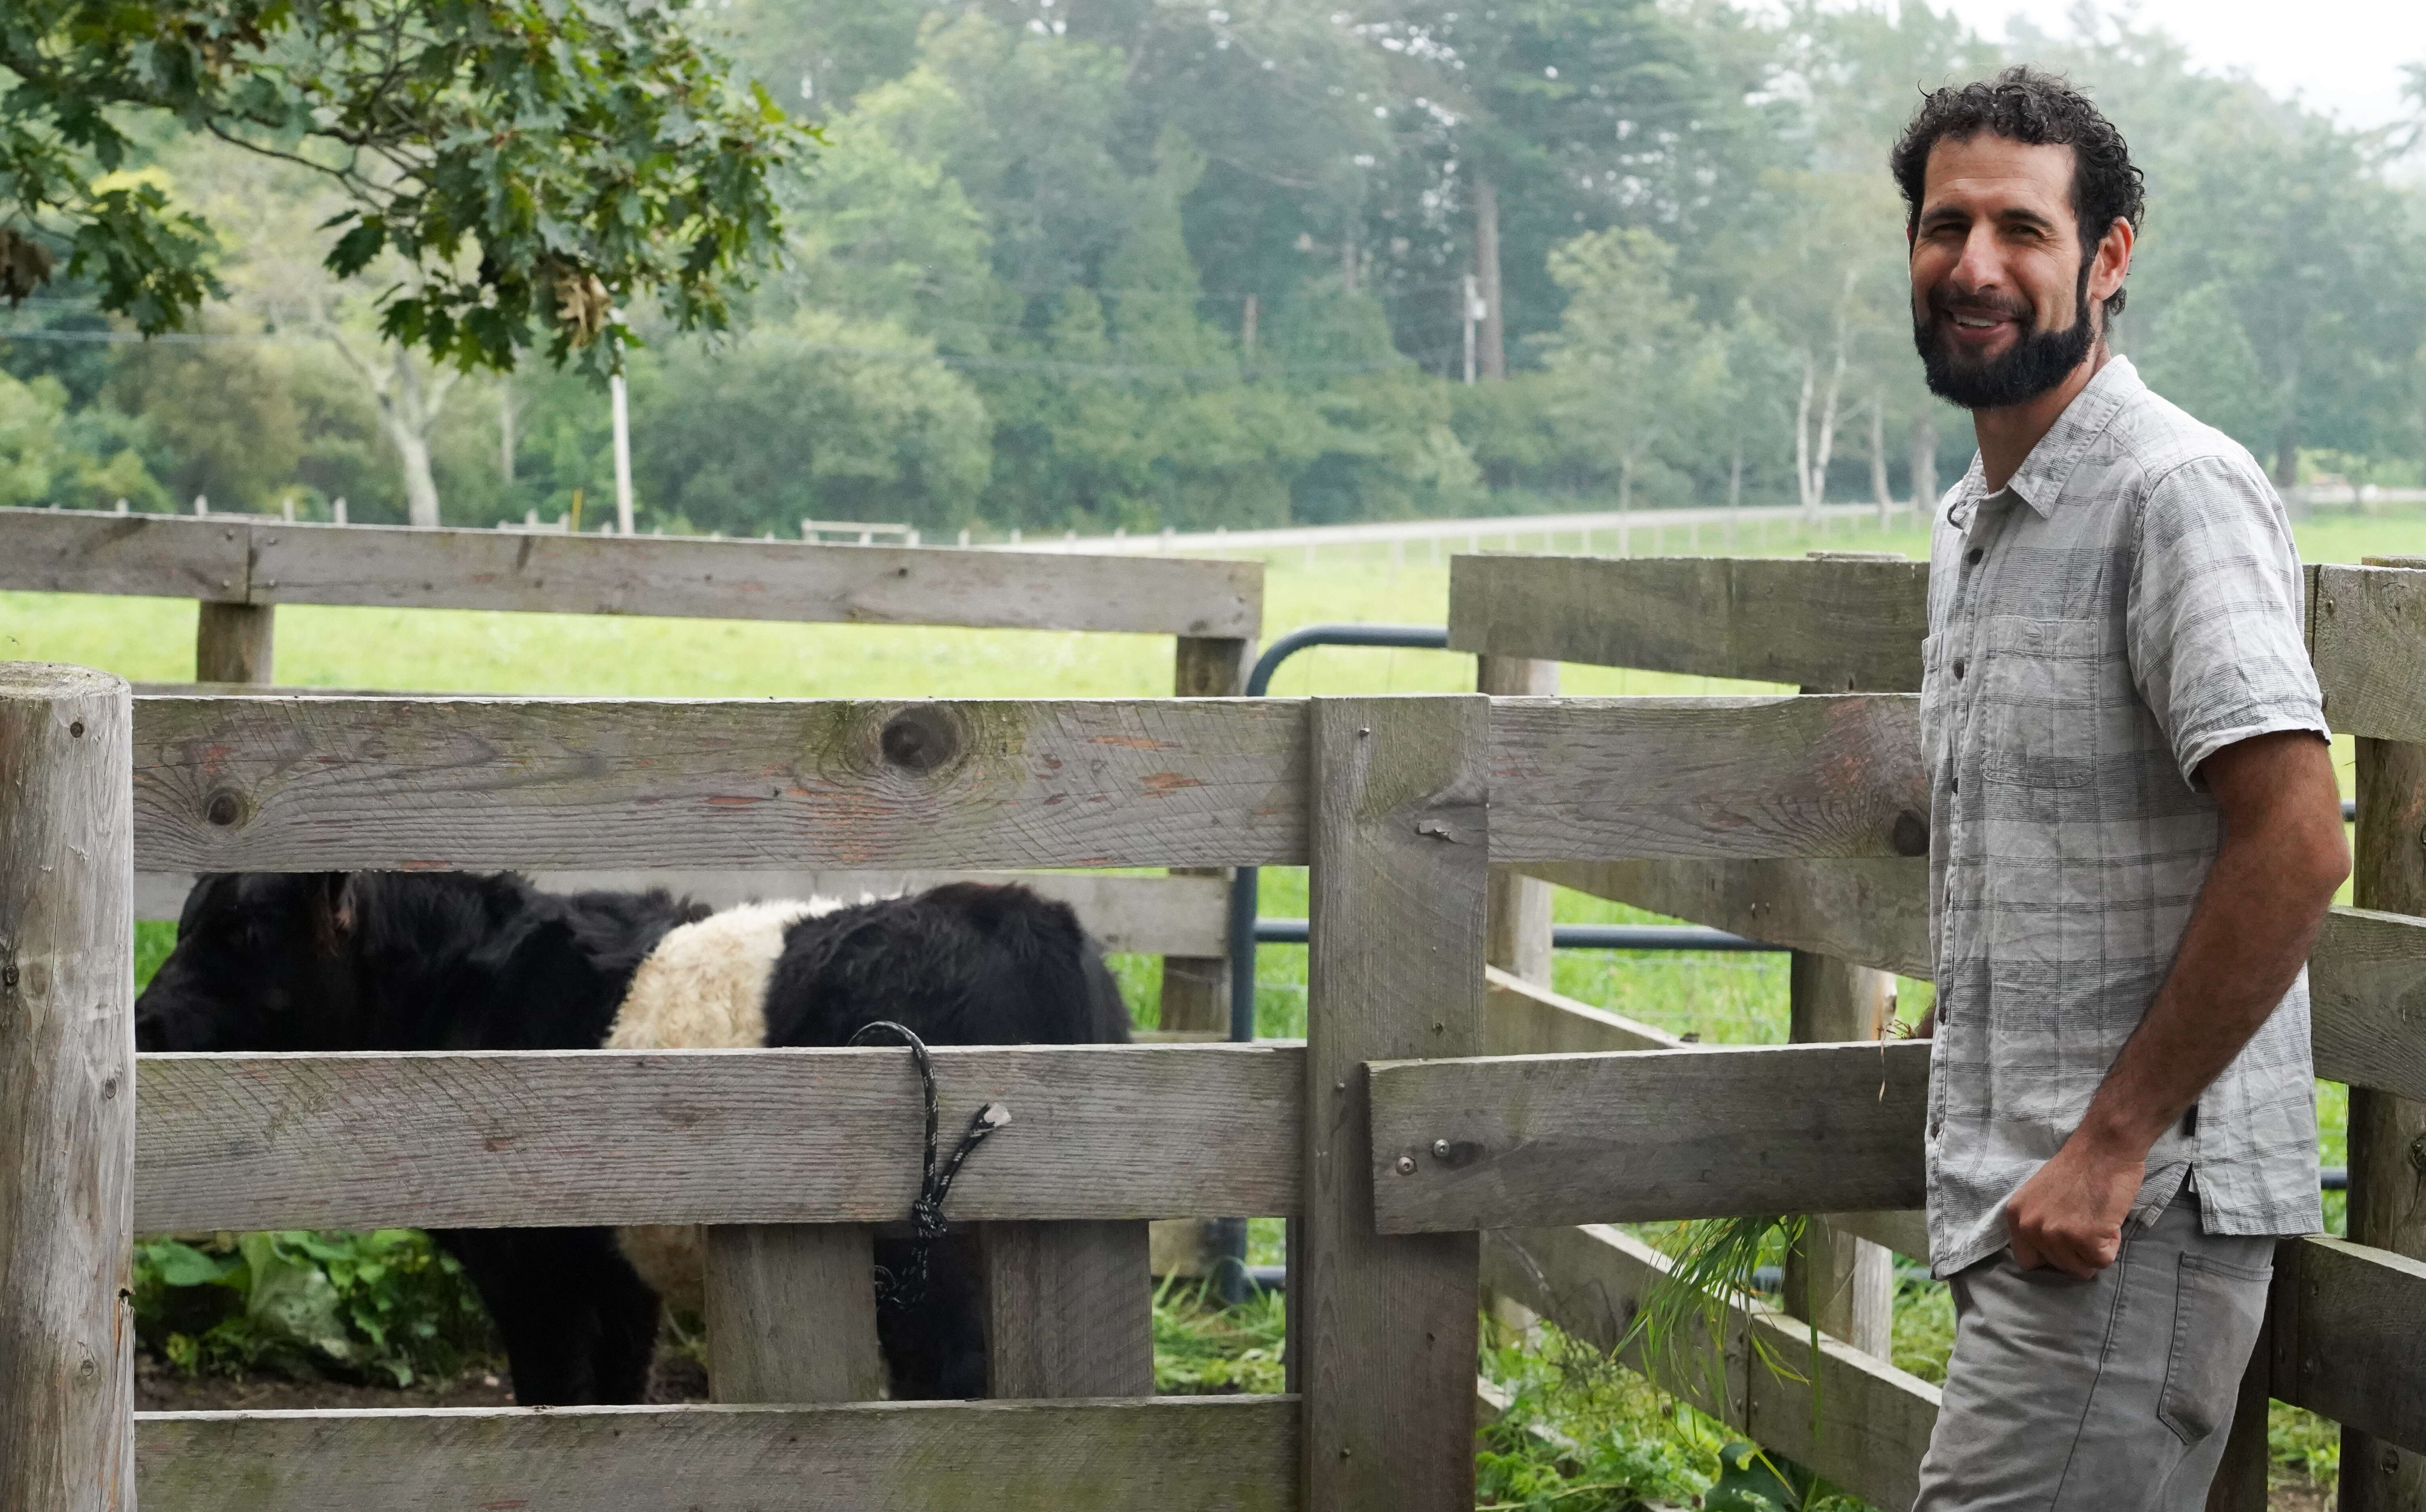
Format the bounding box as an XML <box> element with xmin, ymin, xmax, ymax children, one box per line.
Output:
<box><xmin>1479</xmin><ymin>657</ymin><xmax>1555</xmax><ymax>1337</ymax></box>
<box><xmin>1160</xmin><ymin>635</ymin><xmax>1251</xmax><ymax>1033</ymax></box>
<box><xmin>2339</xmin><ymin>669</ymin><xmax>2426</xmax><ymax>1512</ymax></box>
<box><xmin>0</xmin><ymin>663</ymin><xmax>135</xmax><ymax>1512</ymax></box>
<box><xmin>195</xmin><ymin>604</ymin><xmax>274</xmax><ymax>684</ymax></box>
<box><xmin>1156</xmin><ymin>634</ymin><xmax>1253</xmax><ymax>1279</ymax></box>
<box><xmin>1781</xmin><ymin>946</ymin><xmax>1896</xmax><ymax>1356</ymax></box>
<box><xmin>1479</xmin><ymin>657</ymin><xmax>1556</xmax><ymax>989</ymax></box>
<box><xmin>196</xmin><ymin>602</ymin><xmax>274</xmax><ymax>685</ymax></box>
<box><xmin>1302</xmin><ymin>695</ymin><xmax>1489</xmax><ymax>1512</ymax></box>
<box><xmin>703</xmin><ymin>1224</ymin><xmax>886</xmax><ymax>1402</ymax></box>
<box><xmin>1781</xmin><ymin>553</ymin><xmax>1906</xmax><ymax>1360</ymax></box>
<box><xmin>983</xmin><ymin>1221</ymin><xmax>1155</xmax><ymax>1398</ymax></box>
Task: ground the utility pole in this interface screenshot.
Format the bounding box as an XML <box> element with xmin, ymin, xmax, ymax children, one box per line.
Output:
<box><xmin>1474</xmin><ymin>171</ymin><xmax>1506</xmax><ymax>379</ymax></box>
<box><xmin>609</xmin><ymin>370</ymin><xmax>635</xmax><ymax>535</ymax></box>
<box><xmin>500</xmin><ymin>382</ymin><xmax>518</xmax><ymax>484</ymax></box>
<box><xmin>1241</xmin><ymin>293</ymin><xmax>1258</xmax><ymax>361</ymax></box>
<box><xmin>1462</xmin><ymin>275</ymin><xmax>1485</xmax><ymax>385</ymax></box>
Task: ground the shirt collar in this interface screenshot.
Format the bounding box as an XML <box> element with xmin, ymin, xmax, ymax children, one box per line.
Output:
<box><xmin>2003</xmin><ymin>355</ymin><xmax>2143</xmax><ymax>517</ymax></box>
<box><xmin>1944</xmin><ymin>452</ymin><xmax>1989</xmax><ymax>530</ymax></box>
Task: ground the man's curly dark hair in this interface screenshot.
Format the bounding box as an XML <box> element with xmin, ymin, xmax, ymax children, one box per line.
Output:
<box><xmin>1889</xmin><ymin>65</ymin><xmax>2146</xmax><ymax>319</ymax></box>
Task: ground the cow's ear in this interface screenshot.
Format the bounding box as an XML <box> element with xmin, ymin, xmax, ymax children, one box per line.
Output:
<box><xmin>310</xmin><ymin>873</ymin><xmax>358</xmax><ymax>955</ymax></box>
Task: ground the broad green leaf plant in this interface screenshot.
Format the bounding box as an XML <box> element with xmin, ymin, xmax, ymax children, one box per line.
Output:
<box><xmin>134</xmin><ymin>1229</ymin><xmax>495</xmax><ymax>1386</ymax></box>
<box><xmin>1</xmin><ymin>0</ymin><xmax>812</xmax><ymax>371</ymax></box>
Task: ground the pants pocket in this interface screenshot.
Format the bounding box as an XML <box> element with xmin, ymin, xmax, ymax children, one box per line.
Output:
<box><xmin>2156</xmin><ymin>1252</ymin><xmax>2271</xmax><ymax>1446</ymax></box>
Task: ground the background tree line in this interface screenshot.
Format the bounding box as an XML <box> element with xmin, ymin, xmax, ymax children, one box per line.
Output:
<box><xmin>6</xmin><ymin>0</ymin><xmax>2423</xmax><ymax>535</ymax></box>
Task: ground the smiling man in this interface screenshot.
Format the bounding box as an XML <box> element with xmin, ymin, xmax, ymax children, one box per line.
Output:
<box><xmin>1893</xmin><ymin>68</ymin><xmax>2350</xmax><ymax>1509</ymax></box>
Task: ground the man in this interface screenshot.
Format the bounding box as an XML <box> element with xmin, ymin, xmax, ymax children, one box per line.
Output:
<box><xmin>1894</xmin><ymin>67</ymin><xmax>2350</xmax><ymax>1509</ymax></box>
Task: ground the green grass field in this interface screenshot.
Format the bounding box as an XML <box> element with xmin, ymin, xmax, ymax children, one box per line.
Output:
<box><xmin>28</xmin><ymin>501</ymin><xmax>2422</xmax><ymax>1508</ymax></box>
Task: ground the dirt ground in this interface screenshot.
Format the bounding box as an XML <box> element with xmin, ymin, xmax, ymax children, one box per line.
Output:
<box><xmin>2270</xmin><ymin>1477</ymin><xmax>2333</xmax><ymax>1512</ymax></box>
<box><xmin>134</xmin><ymin>1346</ymin><xmax>709</xmax><ymax>1412</ymax></box>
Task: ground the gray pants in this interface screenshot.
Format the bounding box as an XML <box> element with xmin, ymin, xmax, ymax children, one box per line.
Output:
<box><xmin>1912</xmin><ymin>1187</ymin><xmax>2275</xmax><ymax>1512</ymax></box>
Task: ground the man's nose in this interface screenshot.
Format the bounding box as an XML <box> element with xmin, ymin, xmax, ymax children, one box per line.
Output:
<box><xmin>1948</xmin><ymin>223</ymin><xmax>2006</xmax><ymax>294</ymax></box>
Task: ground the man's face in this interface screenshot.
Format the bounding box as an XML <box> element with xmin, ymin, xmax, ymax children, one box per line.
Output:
<box><xmin>1908</xmin><ymin>134</ymin><xmax>2117</xmax><ymax>410</ymax></box>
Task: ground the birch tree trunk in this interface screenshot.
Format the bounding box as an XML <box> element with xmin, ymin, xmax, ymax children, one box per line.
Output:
<box><xmin>1796</xmin><ymin>348</ymin><xmax>1847</xmax><ymax>521</ymax></box>
<box><xmin>391</xmin><ymin>419</ymin><xmax>443</xmax><ymax>528</ymax></box>
<box><xmin>1869</xmin><ymin>392</ymin><xmax>1891</xmax><ymax>521</ymax></box>
<box><xmin>332</xmin><ymin>338</ymin><xmax>459</xmax><ymax>528</ymax></box>
<box><xmin>1794</xmin><ymin>356</ymin><xmax>1815</xmax><ymax>515</ymax></box>
<box><xmin>1908</xmin><ymin>408</ymin><xmax>1938</xmax><ymax>511</ymax></box>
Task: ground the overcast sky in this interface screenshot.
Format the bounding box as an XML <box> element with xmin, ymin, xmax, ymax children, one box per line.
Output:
<box><xmin>1924</xmin><ymin>0</ymin><xmax>2424</xmax><ymax>132</ymax></box>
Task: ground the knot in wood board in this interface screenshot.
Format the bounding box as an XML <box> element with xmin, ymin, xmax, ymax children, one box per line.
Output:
<box><xmin>879</xmin><ymin>705</ymin><xmax>964</xmax><ymax>774</ymax></box>
<box><xmin>1890</xmin><ymin>809</ymin><xmax>1929</xmax><ymax>857</ymax></box>
<box><xmin>203</xmin><ymin>788</ymin><xmax>248</xmax><ymax>828</ymax></box>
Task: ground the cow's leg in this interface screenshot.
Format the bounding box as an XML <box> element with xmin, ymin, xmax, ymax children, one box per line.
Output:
<box><xmin>433</xmin><ymin>1227</ymin><xmax>661</xmax><ymax>1404</ymax></box>
<box><xmin>874</xmin><ymin>1228</ymin><xmax>989</xmax><ymax>1398</ymax></box>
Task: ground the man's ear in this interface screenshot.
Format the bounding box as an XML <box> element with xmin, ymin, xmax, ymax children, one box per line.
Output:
<box><xmin>2090</xmin><ymin>215</ymin><xmax>2134</xmax><ymax>316</ymax></box>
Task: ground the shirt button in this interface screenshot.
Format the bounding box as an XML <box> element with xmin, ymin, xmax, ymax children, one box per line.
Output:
<box><xmin>1965</xmin><ymin>547</ymin><xmax>1983</xmax><ymax>565</ymax></box>
<box><xmin>1953</xmin><ymin>659</ymin><xmax>1965</xmax><ymax>679</ymax></box>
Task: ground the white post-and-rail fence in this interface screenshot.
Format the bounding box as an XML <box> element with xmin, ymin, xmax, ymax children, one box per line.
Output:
<box><xmin>1450</xmin><ymin>549</ymin><xmax>2426</xmax><ymax>1512</ymax></box>
<box><xmin>997</xmin><ymin>500</ymin><xmax>1927</xmax><ymax>563</ymax></box>
<box><xmin>993</xmin><ymin>484</ymin><xmax>2414</xmax><ymax>563</ymax></box>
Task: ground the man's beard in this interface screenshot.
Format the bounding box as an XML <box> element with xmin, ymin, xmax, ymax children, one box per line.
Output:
<box><xmin>1912</xmin><ymin>265</ymin><xmax>2097</xmax><ymax>410</ymax></box>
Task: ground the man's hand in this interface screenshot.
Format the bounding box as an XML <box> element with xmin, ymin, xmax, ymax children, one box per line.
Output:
<box><xmin>2003</xmin><ymin>1134</ymin><xmax>2146</xmax><ymax>1278</ymax></box>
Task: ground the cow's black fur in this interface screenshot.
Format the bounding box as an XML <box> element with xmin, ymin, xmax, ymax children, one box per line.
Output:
<box><xmin>135</xmin><ymin>870</ymin><xmax>1131</xmax><ymax>1404</ymax></box>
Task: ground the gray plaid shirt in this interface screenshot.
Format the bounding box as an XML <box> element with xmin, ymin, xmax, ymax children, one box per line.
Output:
<box><xmin>1921</xmin><ymin>356</ymin><xmax>2326</xmax><ymax>1278</ymax></box>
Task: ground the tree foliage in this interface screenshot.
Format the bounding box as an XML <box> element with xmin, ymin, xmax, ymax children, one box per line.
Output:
<box><xmin>0</xmin><ymin>0</ymin><xmax>811</xmax><ymax>370</ymax></box>
<box><xmin>6</xmin><ymin>0</ymin><xmax>2425</xmax><ymax>531</ymax></box>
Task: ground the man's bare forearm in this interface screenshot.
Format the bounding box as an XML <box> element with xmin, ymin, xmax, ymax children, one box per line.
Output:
<box><xmin>2074</xmin><ymin>732</ymin><xmax>2347</xmax><ymax>1159</ymax></box>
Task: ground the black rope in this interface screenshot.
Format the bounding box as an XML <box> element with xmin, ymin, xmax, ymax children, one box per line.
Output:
<box><xmin>847</xmin><ymin>1020</ymin><xmax>1010</xmax><ymax>1313</ymax></box>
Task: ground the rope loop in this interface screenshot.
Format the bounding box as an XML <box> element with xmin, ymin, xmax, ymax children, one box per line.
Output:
<box><xmin>847</xmin><ymin>1020</ymin><xmax>1010</xmax><ymax>1312</ymax></box>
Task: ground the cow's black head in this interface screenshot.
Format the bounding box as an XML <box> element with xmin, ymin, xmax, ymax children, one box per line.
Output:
<box><xmin>135</xmin><ymin>873</ymin><xmax>367</xmax><ymax>1052</ymax></box>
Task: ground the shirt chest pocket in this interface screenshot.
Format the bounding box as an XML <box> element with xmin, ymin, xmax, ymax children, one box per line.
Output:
<box><xmin>1974</xmin><ymin>618</ymin><xmax>2112</xmax><ymax>792</ymax></box>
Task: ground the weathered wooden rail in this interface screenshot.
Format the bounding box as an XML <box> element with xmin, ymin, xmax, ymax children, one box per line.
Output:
<box><xmin>0</xmin><ymin>505</ymin><xmax>1262</xmax><ymax>1047</ymax></box>
<box><xmin>1449</xmin><ymin>550</ymin><xmax>2426</xmax><ymax>1510</ymax></box>
<box><xmin>1</xmin><ymin>505</ymin><xmax>1267</xmax><ymax>1271</ymax></box>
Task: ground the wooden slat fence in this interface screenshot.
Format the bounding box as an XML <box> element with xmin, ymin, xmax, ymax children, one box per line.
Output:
<box><xmin>0</xmin><ymin>669</ymin><xmax>2420</xmax><ymax>1508</ymax></box>
<box><xmin>0</xmin><ymin>508</ymin><xmax>1260</xmax><ymax>637</ymax></box>
<box><xmin>1446</xmin><ymin>551</ymin><xmax>2426</xmax><ymax>1510</ymax></box>
<box><xmin>0</xmin><ymin>507</ymin><xmax>1259</xmax><ymax>1087</ymax></box>
<box><xmin>6</xmin><ymin>536</ymin><xmax>2421</xmax><ymax>1510</ymax></box>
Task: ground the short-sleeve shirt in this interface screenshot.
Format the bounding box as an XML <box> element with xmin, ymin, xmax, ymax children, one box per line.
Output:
<box><xmin>1921</xmin><ymin>355</ymin><xmax>2326</xmax><ymax>1278</ymax></box>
